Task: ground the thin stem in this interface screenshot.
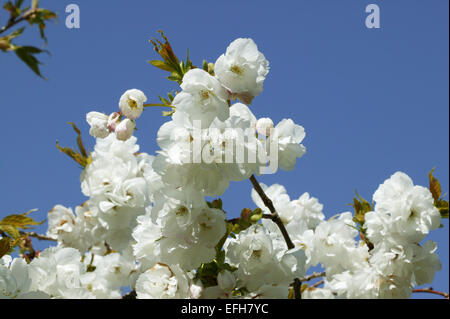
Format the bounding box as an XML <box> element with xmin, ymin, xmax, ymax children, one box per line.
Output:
<box><xmin>300</xmin><ymin>272</ymin><xmax>326</xmax><ymax>282</ymax></box>
<box><xmin>310</xmin><ymin>280</ymin><xmax>325</xmax><ymax>289</ymax></box>
<box><xmin>412</xmin><ymin>288</ymin><xmax>449</xmax><ymax>299</ymax></box>
<box><xmin>250</xmin><ymin>175</ymin><xmax>295</xmax><ymax>249</ymax></box>
<box><xmin>19</xmin><ymin>231</ymin><xmax>56</xmax><ymax>242</ymax></box>
<box><xmin>249</xmin><ymin>174</ymin><xmax>301</xmax><ymax>299</ymax></box>
<box><xmin>0</xmin><ymin>9</ymin><xmax>38</xmax><ymax>35</ymax></box>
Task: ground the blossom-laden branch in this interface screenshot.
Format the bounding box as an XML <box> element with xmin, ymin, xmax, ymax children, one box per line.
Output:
<box><xmin>249</xmin><ymin>174</ymin><xmax>302</xmax><ymax>299</ymax></box>
<box><xmin>412</xmin><ymin>288</ymin><xmax>449</xmax><ymax>299</ymax></box>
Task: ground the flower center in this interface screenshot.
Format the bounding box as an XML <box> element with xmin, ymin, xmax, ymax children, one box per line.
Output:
<box><xmin>251</xmin><ymin>249</ymin><xmax>262</xmax><ymax>258</ymax></box>
<box><xmin>176</xmin><ymin>206</ymin><xmax>188</xmax><ymax>216</ymax></box>
<box><xmin>200</xmin><ymin>90</ymin><xmax>210</xmax><ymax>101</ymax></box>
<box><xmin>128</xmin><ymin>98</ymin><xmax>138</xmax><ymax>109</ymax></box>
<box><xmin>230</xmin><ymin>64</ymin><xmax>244</xmax><ymax>75</ymax></box>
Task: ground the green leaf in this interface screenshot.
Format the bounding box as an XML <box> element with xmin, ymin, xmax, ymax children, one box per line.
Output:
<box><xmin>8</xmin><ymin>27</ymin><xmax>25</xmax><ymax>39</ymax></box>
<box><xmin>207</xmin><ymin>198</ymin><xmax>223</xmax><ymax>210</ymax></box>
<box><xmin>14</xmin><ymin>45</ymin><xmax>48</xmax><ymax>78</ymax></box>
<box><xmin>0</xmin><ymin>224</ymin><xmax>19</xmax><ymax>238</ymax></box>
<box><xmin>4</xmin><ymin>1</ymin><xmax>21</xmax><ymax>18</ymax></box>
<box><xmin>149</xmin><ymin>60</ymin><xmax>172</xmax><ymax>72</ymax></box>
<box><xmin>161</xmin><ymin>109</ymin><xmax>175</xmax><ymax>117</ymax></box>
<box><xmin>0</xmin><ymin>238</ymin><xmax>11</xmax><ymax>258</ymax></box>
<box><xmin>437</xmin><ymin>199</ymin><xmax>449</xmax><ymax>219</ymax></box>
<box><xmin>0</xmin><ymin>209</ymin><xmax>43</xmax><ymax>238</ymax></box>
<box><xmin>167</xmin><ymin>92</ymin><xmax>175</xmax><ymax>102</ymax></box>
<box><xmin>56</xmin><ymin>123</ymin><xmax>91</xmax><ymax>168</ymax></box>
<box><xmin>68</xmin><ymin>122</ymin><xmax>88</xmax><ymax>158</ymax></box>
<box><xmin>351</xmin><ymin>191</ymin><xmax>373</xmax><ymax>226</ymax></box>
<box><xmin>429</xmin><ymin>168</ymin><xmax>442</xmax><ymax>203</ymax></box>
<box><xmin>149</xmin><ymin>30</ymin><xmax>195</xmax><ymax>84</ymax></box>
<box><xmin>158</xmin><ymin>95</ymin><xmax>171</xmax><ymax>106</ymax></box>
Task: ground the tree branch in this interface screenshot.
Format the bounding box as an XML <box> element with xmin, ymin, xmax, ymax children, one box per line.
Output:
<box><xmin>412</xmin><ymin>288</ymin><xmax>449</xmax><ymax>299</ymax></box>
<box><xmin>19</xmin><ymin>231</ymin><xmax>57</xmax><ymax>242</ymax></box>
<box><xmin>300</xmin><ymin>272</ymin><xmax>326</xmax><ymax>282</ymax></box>
<box><xmin>249</xmin><ymin>174</ymin><xmax>302</xmax><ymax>299</ymax></box>
<box><xmin>0</xmin><ymin>9</ymin><xmax>39</xmax><ymax>35</ymax></box>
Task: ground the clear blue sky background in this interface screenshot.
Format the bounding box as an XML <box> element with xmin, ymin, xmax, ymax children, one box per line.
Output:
<box><xmin>1</xmin><ymin>1</ymin><xmax>448</xmax><ymax>298</ymax></box>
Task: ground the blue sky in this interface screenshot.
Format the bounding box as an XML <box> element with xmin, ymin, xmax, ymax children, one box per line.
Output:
<box><xmin>1</xmin><ymin>1</ymin><xmax>448</xmax><ymax>298</ymax></box>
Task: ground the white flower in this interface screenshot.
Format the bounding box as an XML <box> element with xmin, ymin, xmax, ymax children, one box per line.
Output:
<box><xmin>132</xmin><ymin>187</ymin><xmax>226</xmax><ymax>271</ymax></box>
<box><xmin>115</xmin><ymin>119</ymin><xmax>135</xmax><ymax>141</ymax></box>
<box><xmin>1</xmin><ymin>257</ymin><xmax>49</xmax><ymax>299</ymax></box>
<box><xmin>80</xmin><ymin>250</ymin><xmax>136</xmax><ymax>298</ymax></box>
<box><xmin>46</xmin><ymin>205</ymin><xmax>96</xmax><ymax>252</ymax></box>
<box><xmin>292</xmin><ymin>192</ymin><xmax>325</xmax><ymax>230</ymax></box>
<box><xmin>86</xmin><ymin>112</ymin><xmax>110</xmax><ymax>138</ymax></box>
<box><xmin>411</xmin><ymin>240</ymin><xmax>441</xmax><ymax>286</ymax></box>
<box><xmin>215</xmin><ymin>38</ymin><xmax>269</xmax><ymax>102</ymax></box>
<box><xmin>267</xmin><ymin>119</ymin><xmax>306</xmax><ymax>172</ymax></box>
<box><xmin>189</xmin><ymin>281</ymin><xmax>203</xmax><ymax>299</ymax></box>
<box><xmin>217</xmin><ymin>270</ymin><xmax>237</xmax><ymax>292</ymax></box>
<box><xmin>47</xmin><ymin>205</ymin><xmax>78</xmax><ymax>239</ymax></box>
<box><xmin>119</xmin><ymin>89</ymin><xmax>147</xmax><ymax>120</ymax></box>
<box><xmin>154</xmin><ymin>103</ymin><xmax>266</xmax><ymax>196</ymax></box>
<box><xmin>135</xmin><ymin>263</ymin><xmax>190</xmax><ymax>299</ymax></box>
<box><xmin>256</xmin><ymin>117</ymin><xmax>274</xmax><ymax>136</ymax></box>
<box><xmin>247</xmin><ymin>284</ymin><xmax>289</xmax><ymax>299</ymax></box>
<box><xmin>225</xmin><ymin>224</ymin><xmax>305</xmax><ymax>291</ymax></box>
<box><xmin>302</xmin><ymin>287</ymin><xmax>335</xmax><ymax>299</ymax></box>
<box><xmin>310</xmin><ymin>212</ymin><xmax>368</xmax><ymax>276</ymax></box>
<box><xmin>367</xmin><ymin>172</ymin><xmax>441</xmax><ymax>243</ymax></box>
<box><xmin>28</xmin><ymin>246</ymin><xmax>92</xmax><ymax>298</ymax></box>
<box><xmin>107</xmin><ymin>112</ymin><xmax>121</xmax><ymax>131</ymax></box>
<box><xmin>172</xmin><ymin>69</ymin><xmax>229</xmax><ymax>129</ymax></box>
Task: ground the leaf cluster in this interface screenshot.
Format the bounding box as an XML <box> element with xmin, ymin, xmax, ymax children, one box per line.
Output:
<box><xmin>56</xmin><ymin>122</ymin><xmax>91</xmax><ymax>168</ymax></box>
<box><xmin>428</xmin><ymin>168</ymin><xmax>449</xmax><ymax>219</ymax></box>
<box><xmin>0</xmin><ymin>208</ymin><xmax>43</xmax><ymax>258</ymax></box>
<box><xmin>0</xmin><ymin>0</ymin><xmax>56</xmax><ymax>78</ymax></box>
<box><xmin>149</xmin><ymin>30</ymin><xmax>195</xmax><ymax>85</ymax></box>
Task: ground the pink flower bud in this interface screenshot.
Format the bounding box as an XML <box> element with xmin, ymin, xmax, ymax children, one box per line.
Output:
<box><xmin>115</xmin><ymin>119</ymin><xmax>135</xmax><ymax>141</ymax></box>
<box><xmin>107</xmin><ymin>112</ymin><xmax>121</xmax><ymax>132</ymax></box>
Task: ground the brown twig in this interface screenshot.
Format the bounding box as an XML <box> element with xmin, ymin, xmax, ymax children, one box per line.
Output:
<box><xmin>19</xmin><ymin>231</ymin><xmax>56</xmax><ymax>242</ymax></box>
<box><xmin>0</xmin><ymin>9</ymin><xmax>39</xmax><ymax>35</ymax></box>
<box><xmin>21</xmin><ymin>236</ymin><xmax>38</xmax><ymax>262</ymax></box>
<box><xmin>310</xmin><ymin>280</ymin><xmax>325</xmax><ymax>289</ymax></box>
<box><xmin>300</xmin><ymin>272</ymin><xmax>326</xmax><ymax>282</ymax></box>
<box><xmin>412</xmin><ymin>287</ymin><xmax>449</xmax><ymax>299</ymax></box>
<box><xmin>249</xmin><ymin>174</ymin><xmax>302</xmax><ymax>299</ymax></box>
<box><xmin>250</xmin><ymin>175</ymin><xmax>295</xmax><ymax>249</ymax></box>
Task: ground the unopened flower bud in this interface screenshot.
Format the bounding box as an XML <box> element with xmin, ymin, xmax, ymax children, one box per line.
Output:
<box><xmin>115</xmin><ymin>119</ymin><xmax>135</xmax><ymax>141</ymax></box>
<box><xmin>107</xmin><ymin>112</ymin><xmax>121</xmax><ymax>132</ymax></box>
<box><xmin>217</xmin><ymin>270</ymin><xmax>236</xmax><ymax>292</ymax></box>
<box><xmin>189</xmin><ymin>281</ymin><xmax>203</xmax><ymax>299</ymax></box>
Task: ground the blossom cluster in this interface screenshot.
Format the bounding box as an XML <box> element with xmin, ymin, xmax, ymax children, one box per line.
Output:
<box><xmin>1</xmin><ymin>37</ymin><xmax>445</xmax><ymax>299</ymax></box>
